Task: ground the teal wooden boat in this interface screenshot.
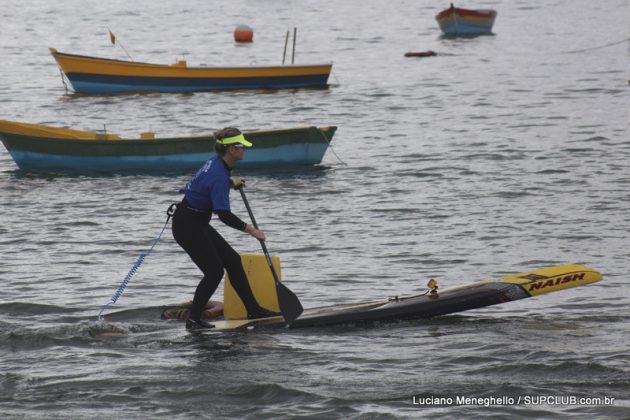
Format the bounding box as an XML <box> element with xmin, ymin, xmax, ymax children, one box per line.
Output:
<box><xmin>0</xmin><ymin>120</ymin><xmax>337</xmax><ymax>174</ymax></box>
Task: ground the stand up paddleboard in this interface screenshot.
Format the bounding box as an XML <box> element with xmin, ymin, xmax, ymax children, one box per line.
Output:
<box><xmin>160</xmin><ymin>261</ymin><xmax>602</xmax><ymax>331</ymax></box>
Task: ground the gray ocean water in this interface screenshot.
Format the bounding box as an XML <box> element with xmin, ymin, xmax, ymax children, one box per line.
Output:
<box><xmin>1</xmin><ymin>0</ymin><xmax>629</xmax><ymax>418</ymax></box>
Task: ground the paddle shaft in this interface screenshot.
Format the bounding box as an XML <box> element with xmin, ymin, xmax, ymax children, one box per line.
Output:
<box><xmin>238</xmin><ymin>188</ymin><xmax>303</xmax><ymax>323</ymax></box>
<box><xmin>239</xmin><ymin>189</ymin><xmax>276</xmax><ymax>271</ymax></box>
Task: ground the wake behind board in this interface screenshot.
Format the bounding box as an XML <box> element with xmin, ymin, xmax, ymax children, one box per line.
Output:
<box><xmin>164</xmin><ymin>264</ymin><xmax>602</xmax><ymax>331</ymax></box>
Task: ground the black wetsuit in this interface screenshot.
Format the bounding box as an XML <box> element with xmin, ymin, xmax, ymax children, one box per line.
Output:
<box><xmin>171</xmin><ymin>155</ymin><xmax>263</xmax><ymax>320</ymax></box>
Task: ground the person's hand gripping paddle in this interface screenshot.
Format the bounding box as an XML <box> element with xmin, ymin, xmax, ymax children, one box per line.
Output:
<box><xmin>238</xmin><ymin>187</ymin><xmax>303</xmax><ymax>324</ymax></box>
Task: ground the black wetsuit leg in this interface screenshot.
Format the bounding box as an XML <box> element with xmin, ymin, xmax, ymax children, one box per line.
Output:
<box><xmin>172</xmin><ymin>206</ymin><xmax>222</xmax><ymax>319</ymax></box>
<box><xmin>205</xmin><ymin>226</ymin><xmax>262</xmax><ymax>313</ymax></box>
<box><xmin>172</xmin><ymin>204</ymin><xmax>262</xmax><ymax>319</ymax></box>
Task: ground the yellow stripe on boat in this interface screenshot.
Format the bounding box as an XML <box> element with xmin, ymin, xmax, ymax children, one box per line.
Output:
<box><xmin>0</xmin><ymin>119</ymin><xmax>121</xmax><ymax>140</ymax></box>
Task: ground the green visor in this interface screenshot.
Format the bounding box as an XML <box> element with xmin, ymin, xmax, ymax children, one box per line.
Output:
<box><xmin>216</xmin><ymin>133</ymin><xmax>253</xmax><ymax>147</ymax></box>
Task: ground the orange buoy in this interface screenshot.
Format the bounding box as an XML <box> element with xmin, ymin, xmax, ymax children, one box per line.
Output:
<box><xmin>234</xmin><ymin>25</ymin><xmax>254</xmax><ymax>43</ymax></box>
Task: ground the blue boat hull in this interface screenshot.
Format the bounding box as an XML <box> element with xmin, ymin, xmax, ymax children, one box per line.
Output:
<box><xmin>439</xmin><ymin>21</ymin><xmax>494</xmax><ymax>35</ymax></box>
<box><xmin>67</xmin><ymin>73</ymin><xmax>331</xmax><ymax>94</ymax></box>
<box><xmin>6</xmin><ymin>143</ymin><xmax>329</xmax><ymax>173</ymax></box>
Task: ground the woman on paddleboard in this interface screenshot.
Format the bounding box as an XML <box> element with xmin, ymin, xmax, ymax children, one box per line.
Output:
<box><xmin>172</xmin><ymin>127</ymin><xmax>279</xmax><ymax>329</ymax></box>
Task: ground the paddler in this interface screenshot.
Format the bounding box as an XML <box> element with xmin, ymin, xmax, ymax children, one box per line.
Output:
<box><xmin>171</xmin><ymin>127</ymin><xmax>279</xmax><ymax>329</ymax></box>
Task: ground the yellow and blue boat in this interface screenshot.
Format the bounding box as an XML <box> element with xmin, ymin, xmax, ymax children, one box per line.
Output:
<box><xmin>0</xmin><ymin>119</ymin><xmax>337</xmax><ymax>174</ymax></box>
<box><xmin>436</xmin><ymin>4</ymin><xmax>497</xmax><ymax>36</ymax></box>
<box><xmin>49</xmin><ymin>48</ymin><xmax>333</xmax><ymax>94</ymax></box>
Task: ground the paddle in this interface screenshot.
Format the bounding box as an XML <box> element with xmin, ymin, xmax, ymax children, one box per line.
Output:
<box><xmin>238</xmin><ymin>188</ymin><xmax>303</xmax><ymax>324</ymax></box>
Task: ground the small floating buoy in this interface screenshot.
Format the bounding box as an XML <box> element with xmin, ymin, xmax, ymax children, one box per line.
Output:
<box><xmin>234</xmin><ymin>25</ymin><xmax>254</xmax><ymax>43</ymax></box>
<box><xmin>404</xmin><ymin>50</ymin><xmax>437</xmax><ymax>58</ymax></box>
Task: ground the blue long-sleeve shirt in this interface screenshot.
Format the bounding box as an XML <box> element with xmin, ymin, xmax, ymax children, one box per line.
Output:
<box><xmin>181</xmin><ymin>155</ymin><xmax>246</xmax><ymax>230</ymax></box>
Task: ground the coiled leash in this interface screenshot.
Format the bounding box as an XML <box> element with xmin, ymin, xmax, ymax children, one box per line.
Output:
<box><xmin>96</xmin><ymin>203</ymin><xmax>177</xmax><ymax>320</ymax></box>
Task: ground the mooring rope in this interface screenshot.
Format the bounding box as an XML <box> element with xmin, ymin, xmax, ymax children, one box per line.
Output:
<box><xmin>59</xmin><ymin>69</ymin><xmax>68</xmax><ymax>94</ymax></box>
<box><xmin>318</xmin><ymin>129</ymin><xmax>346</xmax><ymax>165</ymax></box>
<box><xmin>96</xmin><ymin>203</ymin><xmax>177</xmax><ymax>320</ymax></box>
<box><xmin>563</xmin><ymin>36</ymin><xmax>630</xmax><ymax>54</ymax></box>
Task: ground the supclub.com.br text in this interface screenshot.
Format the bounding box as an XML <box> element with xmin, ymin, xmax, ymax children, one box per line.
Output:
<box><xmin>412</xmin><ymin>395</ymin><xmax>615</xmax><ymax>407</ymax></box>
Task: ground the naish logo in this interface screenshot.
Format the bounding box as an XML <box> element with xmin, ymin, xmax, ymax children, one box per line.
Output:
<box><xmin>527</xmin><ymin>273</ymin><xmax>586</xmax><ymax>292</ymax></box>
